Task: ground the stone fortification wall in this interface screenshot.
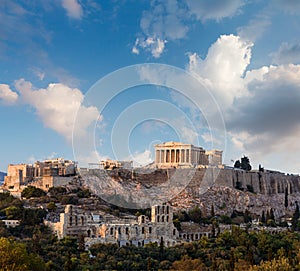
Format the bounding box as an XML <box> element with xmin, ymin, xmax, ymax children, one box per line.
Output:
<box><xmin>180</xmin><ymin>168</ymin><xmax>300</xmax><ymax>196</ymax></box>
<box><xmin>170</xmin><ymin>168</ymin><xmax>300</xmax><ymax>219</ymax></box>
<box><xmin>212</xmin><ymin>168</ymin><xmax>300</xmax><ymax>195</ymax></box>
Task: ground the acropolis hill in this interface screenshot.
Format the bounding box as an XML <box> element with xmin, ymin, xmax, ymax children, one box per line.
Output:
<box><xmin>2</xmin><ymin>142</ymin><xmax>300</xmax><ymax>223</ymax></box>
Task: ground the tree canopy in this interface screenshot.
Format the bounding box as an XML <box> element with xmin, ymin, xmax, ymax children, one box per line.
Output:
<box><xmin>234</xmin><ymin>156</ymin><xmax>252</xmax><ymax>171</ymax></box>
<box><xmin>21</xmin><ymin>186</ymin><xmax>46</xmax><ymax>199</ymax></box>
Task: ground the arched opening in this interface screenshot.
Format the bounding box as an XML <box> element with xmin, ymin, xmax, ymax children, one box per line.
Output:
<box><xmin>87</xmin><ymin>229</ymin><xmax>91</xmax><ymax>237</ymax></box>
<box><xmin>161</xmin><ymin>215</ymin><xmax>164</xmax><ymax>222</ymax></box>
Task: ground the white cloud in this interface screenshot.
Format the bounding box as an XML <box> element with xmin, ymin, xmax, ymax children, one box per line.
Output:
<box><xmin>227</xmin><ymin>64</ymin><xmax>300</xmax><ymax>172</ymax></box>
<box><xmin>0</xmin><ymin>84</ymin><xmax>18</xmax><ymax>105</ymax></box>
<box><xmin>185</xmin><ymin>34</ymin><xmax>300</xmax><ymax>173</ymax></box>
<box><xmin>186</xmin><ymin>0</ymin><xmax>244</xmax><ymax>21</ymax></box>
<box><xmin>187</xmin><ymin>34</ymin><xmax>252</xmax><ymax>109</ymax></box>
<box><xmin>62</xmin><ymin>0</ymin><xmax>83</xmax><ymax>19</ymax></box>
<box><xmin>14</xmin><ymin>79</ymin><xmax>100</xmax><ymax>142</ymax></box>
<box><xmin>133</xmin><ymin>0</ymin><xmax>246</xmax><ymax>57</ymax></box>
<box><xmin>237</xmin><ymin>9</ymin><xmax>271</xmax><ymax>42</ymax></box>
<box><xmin>133</xmin><ymin>0</ymin><xmax>188</xmax><ymax>58</ymax></box>
<box><xmin>129</xmin><ymin>150</ymin><xmax>153</xmax><ymax>167</ymax></box>
<box><xmin>133</xmin><ymin>37</ymin><xmax>167</xmax><ymax>58</ymax></box>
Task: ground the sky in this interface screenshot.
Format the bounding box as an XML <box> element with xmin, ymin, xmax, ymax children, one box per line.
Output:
<box><xmin>1</xmin><ymin>0</ymin><xmax>300</xmax><ymax>174</ymax></box>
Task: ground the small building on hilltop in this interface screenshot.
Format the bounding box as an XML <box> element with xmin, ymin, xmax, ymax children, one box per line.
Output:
<box><xmin>3</xmin><ymin>158</ymin><xmax>77</xmax><ymax>193</ymax></box>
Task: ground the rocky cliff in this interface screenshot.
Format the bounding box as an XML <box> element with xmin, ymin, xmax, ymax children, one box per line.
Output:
<box><xmin>80</xmin><ymin>167</ymin><xmax>300</xmax><ymax>220</ymax></box>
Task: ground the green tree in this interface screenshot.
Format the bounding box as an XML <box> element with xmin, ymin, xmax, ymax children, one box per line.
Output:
<box><xmin>261</xmin><ymin>210</ymin><xmax>266</xmax><ymax>224</ymax></box>
<box><xmin>211</xmin><ymin>204</ymin><xmax>215</xmax><ymax>217</ymax></box>
<box><xmin>241</xmin><ymin>156</ymin><xmax>252</xmax><ymax>171</ymax></box>
<box><xmin>5</xmin><ymin>205</ymin><xmax>23</xmax><ymax>219</ymax></box>
<box><xmin>234</xmin><ymin>160</ymin><xmax>241</xmax><ymax>168</ymax></box>
<box><xmin>0</xmin><ymin>237</ymin><xmax>46</xmax><ymax>271</ymax></box>
<box><xmin>21</xmin><ymin>186</ymin><xmax>46</xmax><ymax>199</ymax></box>
<box><xmin>249</xmin><ymin>256</ymin><xmax>292</xmax><ymax>271</ymax></box>
<box><xmin>47</xmin><ymin>201</ymin><xmax>57</xmax><ymax>212</ymax></box>
<box><xmin>172</xmin><ymin>255</ymin><xmax>205</xmax><ymax>271</ymax></box>
<box><xmin>187</xmin><ymin>206</ymin><xmax>202</xmax><ymax>224</ymax></box>
<box><xmin>285</xmin><ymin>187</ymin><xmax>289</xmax><ymax>208</ymax></box>
<box><xmin>292</xmin><ymin>202</ymin><xmax>300</xmax><ymax>231</ymax></box>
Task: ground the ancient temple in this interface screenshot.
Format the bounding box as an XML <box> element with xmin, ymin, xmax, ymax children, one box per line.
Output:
<box><xmin>154</xmin><ymin>142</ymin><xmax>209</xmax><ymax>168</ymax></box>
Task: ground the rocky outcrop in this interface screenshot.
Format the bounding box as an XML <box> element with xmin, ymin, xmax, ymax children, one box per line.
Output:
<box><xmin>79</xmin><ymin>167</ymin><xmax>300</xmax><ymax>220</ymax></box>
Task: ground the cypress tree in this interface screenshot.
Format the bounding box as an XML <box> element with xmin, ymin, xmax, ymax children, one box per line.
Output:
<box><xmin>285</xmin><ymin>186</ymin><xmax>289</xmax><ymax>208</ymax></box>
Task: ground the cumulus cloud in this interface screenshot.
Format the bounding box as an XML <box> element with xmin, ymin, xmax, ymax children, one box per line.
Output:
<box><xmin>185</xmin><ymin>34</ymin><xmax>300</xmax><ymax>172</ymax></box>
<box><xmin>133</xmin><ymin>0</ymin><xmax>187</xmax><ymax>58</ymax></box>
<box><xmin>227</xmin><ymin>64</ymin><xmax>300</xmax><ymax>172</ymax></box>
<box><xmin>271</xmin><ymin>42</ymin><xmax>300</xmax><ymax>64</ymax></box>
<box><xmin>187</xmin><ymin>34</ymin><xmax>252</xmax><ymax>109</ymax></box>
<box><xmin>14</xmin><ymin>79</ymin><xmax>100</xmax><ymax>142</ymax></box>
<box><xmin>62</xmin><ymin>0</ymin><xmax>83</xmax><ymax>19</ymax></box>
<box><xmin>186</xmin><ymin>0</ymin><xmax>244</xmax><ymax>21</ymax></box>
<box><xmin>0</xmin><ymin>84</ymin><xmax>18</xmax><ymax>105</ymax></box>
<box><xmin>129</xmin><ymin>150</ymin><xmax>153</xmax><ymax>167</ymax></box>
<box><xmin>229</xmin><ymin>64</ymin><xmax>300</xmax><ymax>139</ymax></box>
<box><xmin>133</xmin><ymin>37</ymin><xmax>166</xmax><ymax>58</ymax></box>
<box><xmin>133</xmin><ymin>0</ymin><xmax>246</xmax><ymax>57</ymax></box>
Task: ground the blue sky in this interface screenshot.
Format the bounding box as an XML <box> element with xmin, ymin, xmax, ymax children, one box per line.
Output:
<box><xmin>1</xmin><ymin>0</ymin><xmax>300</xmax><ymax>173</ymax></box>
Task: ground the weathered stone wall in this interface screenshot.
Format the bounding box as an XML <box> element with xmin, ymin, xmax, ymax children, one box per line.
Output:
<box><xmin>211</xmin><ymin>168</ymin><xmax>300</xmax><ymax>195</ymax></box>
<box><xmin>176</xmin><ymin>168</ymin><xmax>300</xmax><ymax>196</ymax></box>
<box><xmin>169</xmin><ymin>168</ymin><xmax>300</xmax><ymax>220</ymax></box>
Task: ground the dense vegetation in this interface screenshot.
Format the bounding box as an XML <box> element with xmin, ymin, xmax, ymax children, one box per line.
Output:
<box><xmin>2</xmin><ymin>191</ymin><xmax>300</xmax><ymax>270</ymax></box>
<box><xmin>1</xmin><ymin>228</ymin><xmax>300</xmax><ymax>270</ymax></box>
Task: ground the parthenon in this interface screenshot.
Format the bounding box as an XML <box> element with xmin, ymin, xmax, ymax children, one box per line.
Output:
<box><xmin>154</xmin><ymin>142</ymin><xmax>209</xmax><ymax>168</ymax></box>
